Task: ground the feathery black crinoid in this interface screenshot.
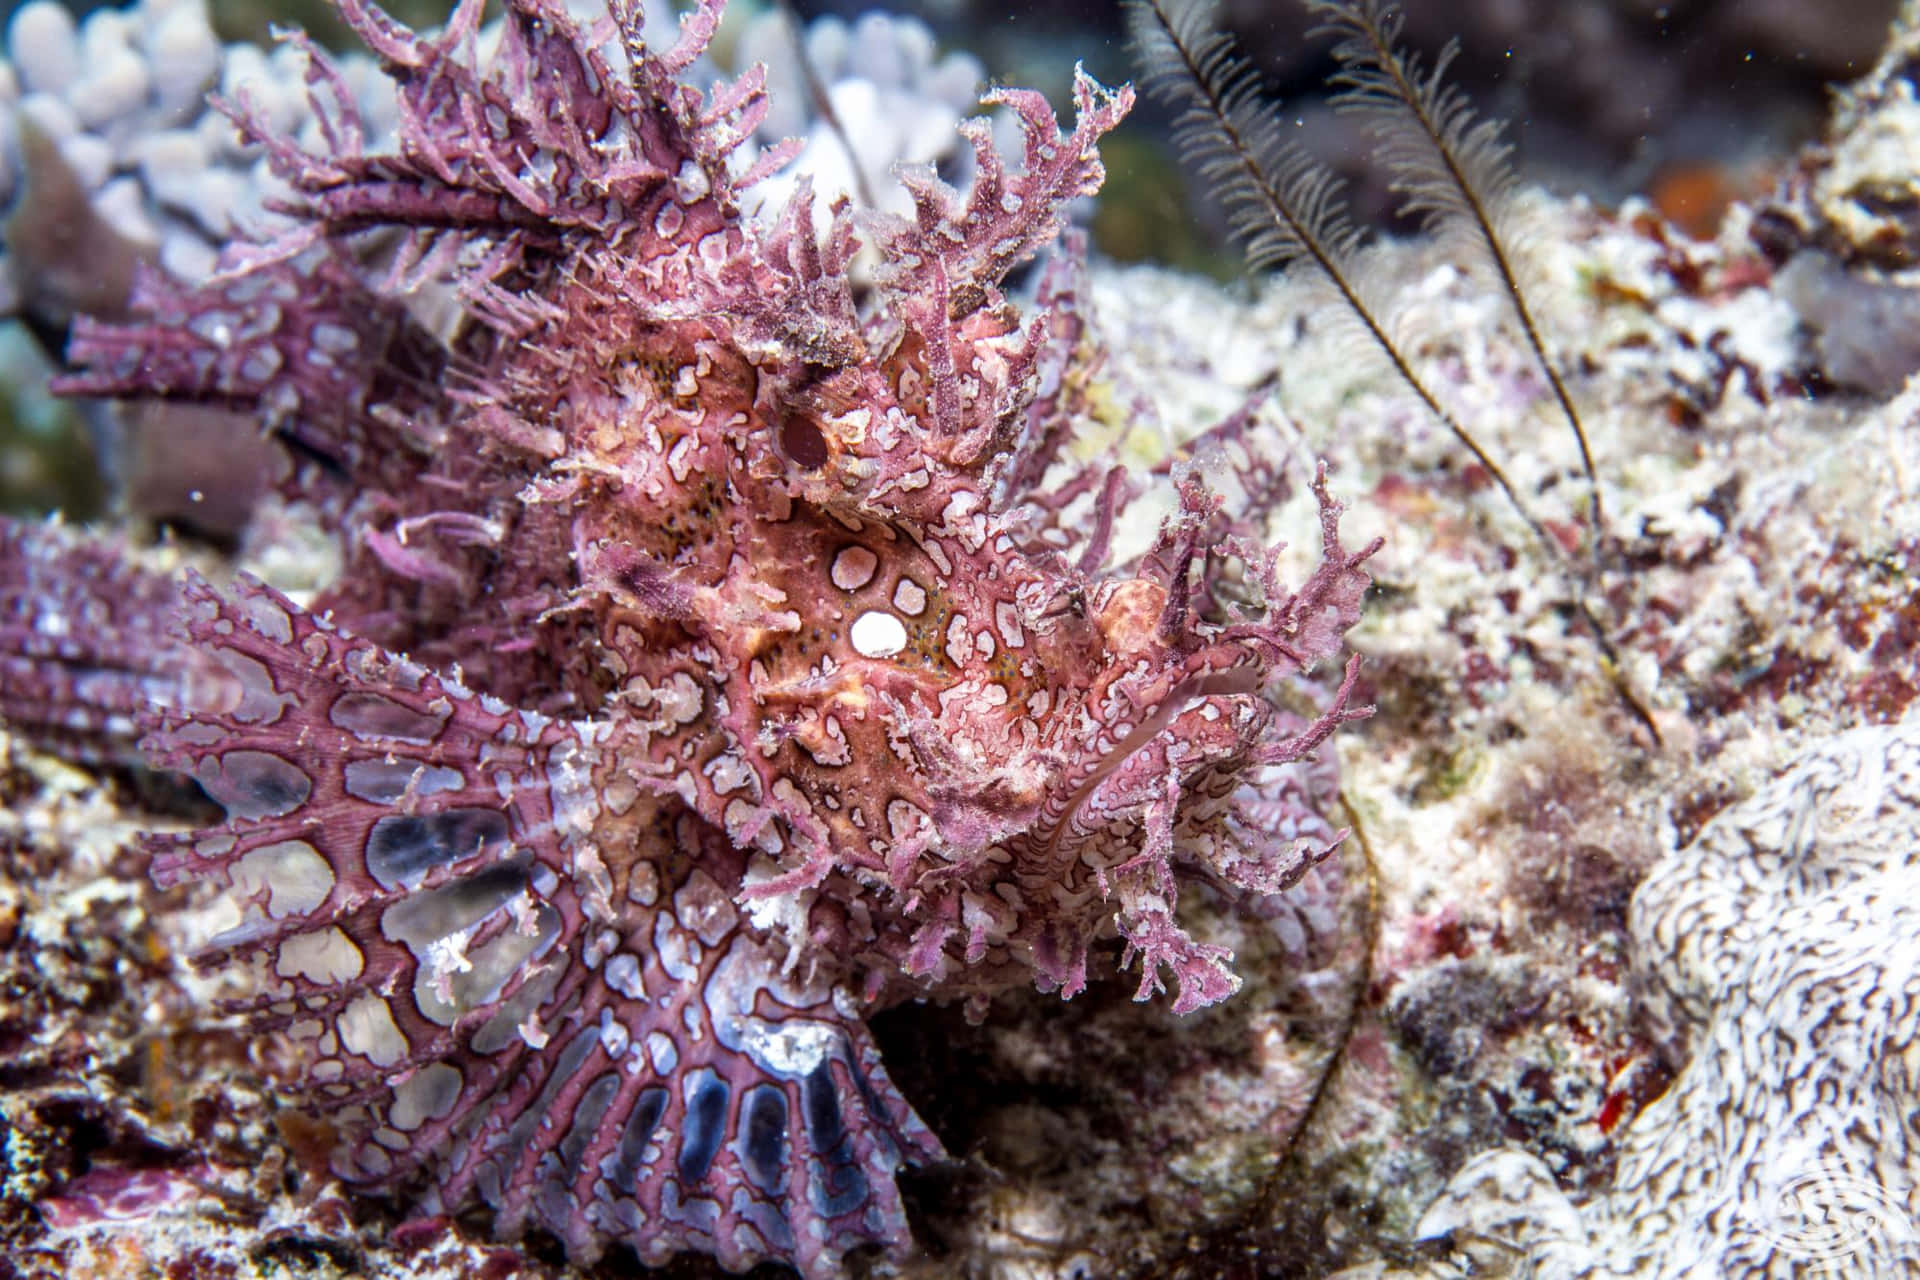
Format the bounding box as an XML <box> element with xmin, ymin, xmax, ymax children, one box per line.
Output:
<box><xmin>1128</xmin><ymin>0</ymin><xmax>1596</xmax><ymax>542</ymax></box>
<box><xmin>1128</xmin><ymin>0</ymin><xmax>1661</xmax><ymax>741</ymax></box>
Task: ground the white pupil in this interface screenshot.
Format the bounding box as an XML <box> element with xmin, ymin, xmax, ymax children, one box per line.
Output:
<box><xmin>850</xmin><ymin>610</ymin><xmax>908</xmax><ymax>659</ymax></box>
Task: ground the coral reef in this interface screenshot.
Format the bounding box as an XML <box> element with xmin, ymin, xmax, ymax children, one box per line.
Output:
<box><xmin>2</xmin><ymin>0</ymin><xmax>1919</xmax><ymax>1278</ymax></box>
<box><xmin>2</xmin><ymin>0</ymin><xmax>258</xmax><ymax>309</ymax></box>
<box><xmin>1408</xmin><ymin>720</ymin><xmax>1920</xmax><ymax>1277</ymax></box>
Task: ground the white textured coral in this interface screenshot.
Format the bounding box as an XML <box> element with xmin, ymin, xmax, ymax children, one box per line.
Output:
<box><xmin>1409</xmin><ymin>717</ymin><xmax>1920</xmax><ymax>1277</ymax></box>
<box><xmin>0</xmin><ymin>0</ymin><xmax>399</xmax><ymax>301</ymax></box>
<box><xmin>733</xmin><ymin>8</ymin><xmax>986</xmax><ymax>223</ymax></box>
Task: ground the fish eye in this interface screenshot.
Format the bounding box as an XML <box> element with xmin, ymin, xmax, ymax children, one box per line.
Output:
<box><xmin>780</xmin><ymin>415</ymin><xmax>830</xmax><ymax>469</ymax></box>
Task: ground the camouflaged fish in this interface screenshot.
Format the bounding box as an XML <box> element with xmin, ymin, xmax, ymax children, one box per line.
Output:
<box><xmin>0</xmin><ymin>0</ymin><xmax>1375</xmax><ymax>1273</ymax></box>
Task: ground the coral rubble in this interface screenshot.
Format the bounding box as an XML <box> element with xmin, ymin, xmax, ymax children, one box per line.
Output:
<box><xmin>3</xmin><ymin>0</ymin><xmax>1376</xmax><ymax>1276</ymax></box>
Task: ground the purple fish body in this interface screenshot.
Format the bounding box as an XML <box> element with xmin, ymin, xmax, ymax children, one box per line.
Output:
<box><xmin>2</xmin><ymin>0</ymin><xmax>1376</xmax><ymax>1274</ymax></box>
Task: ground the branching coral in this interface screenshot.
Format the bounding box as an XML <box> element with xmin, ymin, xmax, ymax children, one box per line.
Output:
<box><xmin>0</xmin><ymin>0</ymin><xmax>1375</xmax><ymax>1274</ymax></box>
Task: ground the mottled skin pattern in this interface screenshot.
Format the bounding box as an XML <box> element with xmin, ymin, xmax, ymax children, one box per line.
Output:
<box><xmin>1</xmin><ymin>0</ymin><xmax>1375</xmax><ymax>1275</ymax></box>
<box><xmin>0</xmin><ymin>521</ymin><xmax>181</xmax><ymax>762</ymax></box>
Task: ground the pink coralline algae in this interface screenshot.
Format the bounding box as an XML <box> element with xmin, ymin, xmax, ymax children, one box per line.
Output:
<box><xmin>1</xmin><ymin>0</ymin><xmax>1375</xmax><ymax>1274</ymax></box>
<box><xmin>34</xmin><ymin>1162</ymin><xmax>232</xmax><ymax>1231</ymax></box>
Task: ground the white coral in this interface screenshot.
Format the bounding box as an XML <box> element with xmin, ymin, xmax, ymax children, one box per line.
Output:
<box><xmin>1407</xmin><ymin>718</ymin><xmax>1920</xmax><ymax>1277</ymax></box>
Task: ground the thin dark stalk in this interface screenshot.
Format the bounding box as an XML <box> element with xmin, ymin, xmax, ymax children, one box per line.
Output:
<box><xmin>1132</xmin><ymin>0</ymin><xmax>1554</xmax><ymax>565</ymax></box>
<box><xmin>1257</xmin><ymin>790</ymin><xmax>1379</xmax><ymax>1207</ymax></box>
<box><xmin>772</xmin><ymin>0</ymin><xmax>881</xmax><ymax>212</ymax></box>
<box><xmin>1313</xmin><ymin>0</ymin><xmax>1604</xmax><ymax>542</ymax></box>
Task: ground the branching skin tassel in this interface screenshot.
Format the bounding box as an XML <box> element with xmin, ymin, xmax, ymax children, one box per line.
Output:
<box><xmin>3</xmin><ymin>0</ymin><xmax>1378</xmax><ymax>1274</ymax></box>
